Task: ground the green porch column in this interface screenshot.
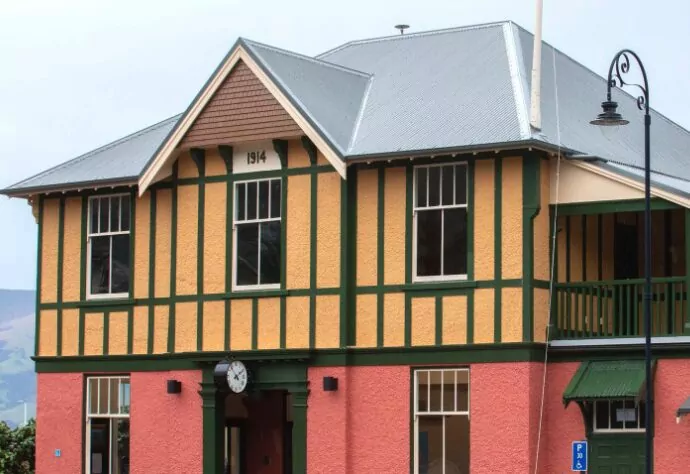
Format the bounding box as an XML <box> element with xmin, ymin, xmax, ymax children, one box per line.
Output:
<box><xmin>199</xmin><ymin>366</ymin><xmax>225</xmax><ymax>474</ymax></box>
<box><xmin>291</xmin><ymin>389</ymin><xmax>309</xmax><ymax>474</ymax></box>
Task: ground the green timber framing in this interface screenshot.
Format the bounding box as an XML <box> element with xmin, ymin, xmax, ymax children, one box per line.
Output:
<box><xmin>35</xmin><ymin>148</ymin><xmax>589</xmax><ymax>357</ymax></box>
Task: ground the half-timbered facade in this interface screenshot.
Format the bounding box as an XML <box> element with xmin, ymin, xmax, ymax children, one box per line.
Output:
<box><xmin>6</xmin><ymin>21</ymin><xmax>690</xmax><ymax>474</ymax></box>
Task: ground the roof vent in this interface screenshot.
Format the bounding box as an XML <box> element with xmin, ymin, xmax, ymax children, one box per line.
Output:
<box><xmin>395</xmin><ymin>24</ymin><xmax>410</xmax><ymax>35</ymax></box>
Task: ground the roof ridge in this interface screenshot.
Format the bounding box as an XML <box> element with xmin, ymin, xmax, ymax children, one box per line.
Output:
<box><xmin>316</xmin><ymin>20</ymin><xmax>510</xmax><ymax>59</ymax></box>
<box><xmin>503</xmin><ymin>22</ymin><xmax>531</xmax><ymax>140</ymax></box>
<box><xmin>241</xmin><ymin>38</ymin><xmax>372</xmax><ymax>78</ymax></box>
<box><xmin>346</xmin><ymin>76</ymin><xmax>374</xmax><ymax>153</ymax></box>
<box><xmin>7</xmin><ymin>114</ymin><xmax>181</xmax><ymax>190</ymax></box>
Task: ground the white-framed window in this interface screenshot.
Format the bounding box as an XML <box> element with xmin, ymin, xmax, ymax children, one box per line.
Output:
<box><xmin>233</xmin><ymin>178</ymin><xmax>281</xmax><ymax>289</ymax></box>
<box><xmin>413</xmin><ymin>163</ymin><xmax>468</xmax><ymax>282</ymax></box>
<box><xmin>85</xmin><ymin>376</ymin><xmax>130</xmax><ymax>474</ymax></box>
<box><xmin>87</xmin><ymin>195</ymin><xmax>131</xmax><ymax>299</ymax></box>
<box><xmin>593</xmin><ymin>399</ymin><xmax>646</xmax><ymax>432</ymax></box>
<box><xmin>413</xmin><ymin>368</ymin><xmax>470</xmax><ymax>474</ymax></box>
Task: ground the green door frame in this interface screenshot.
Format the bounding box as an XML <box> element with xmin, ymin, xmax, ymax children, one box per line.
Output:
<box><xmin>198</xmin><ymin>358</ymin><xmax>309</xmax><ymax>474</ymax></box>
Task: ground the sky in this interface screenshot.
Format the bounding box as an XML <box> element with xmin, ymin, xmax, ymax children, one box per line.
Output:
<box><xmin>1</xmin><ymin>0</ymin><xmax>689</xmax><ymax>290</ymax></box>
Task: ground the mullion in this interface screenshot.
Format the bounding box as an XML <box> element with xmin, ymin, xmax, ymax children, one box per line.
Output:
<box><xmin>257</xmin><ymin>223</ymin><xmax>262</xmax><ymax>285</ymax></box>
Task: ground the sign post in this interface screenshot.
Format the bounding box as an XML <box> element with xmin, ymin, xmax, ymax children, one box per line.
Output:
<box><xmin>571</xmin><ymin>441</ymin><xmax>588</xmax><ymax>472</ymax></box>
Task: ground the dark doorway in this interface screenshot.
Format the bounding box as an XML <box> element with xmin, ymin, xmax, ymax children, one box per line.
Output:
<box><xmin>614</xmin><ymin>219</ymin><xmax>639</xmax><ymax>336</ymax></box>
<box><xmin>589</xmin><ymin>434</ymin><xmax>645</xmax><ymax>474</ymax></box>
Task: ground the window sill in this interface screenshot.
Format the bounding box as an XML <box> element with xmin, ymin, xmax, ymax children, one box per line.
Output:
<box><xmin>223</xmin><ymin>289</ymin><xmax>288</xmax><ymax>300</ymax></box>
<box><xmin>402</xmin><ymin>280</ymin><xmax>477</xmax><ymax>292</ymax></box>
<box><xmin>77</xmin><ymin>297</ymin><xmax>133</xmax><ymax>308</ymax></box>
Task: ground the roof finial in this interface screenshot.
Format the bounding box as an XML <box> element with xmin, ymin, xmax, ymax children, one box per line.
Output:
<box><xmin>395</xmin><ymin>24</ymin><xmax>410</xmax><ymax>35</ymax></box>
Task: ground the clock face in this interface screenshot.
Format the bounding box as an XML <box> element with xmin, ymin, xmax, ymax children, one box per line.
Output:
<box><xmin>226</xmin><ymin>360</ymin><xmax>248</xmax><ymax>393</ymax></box>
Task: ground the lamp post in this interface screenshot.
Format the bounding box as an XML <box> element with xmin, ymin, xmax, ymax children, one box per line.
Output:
<box><xmin>590</xmin><ymin>50</ymin><xmax>652</xmax><ymax>474</ymax></box>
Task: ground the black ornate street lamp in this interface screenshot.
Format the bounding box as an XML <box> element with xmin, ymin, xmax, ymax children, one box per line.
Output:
<box><xmin>590</xmin><ymin>50</ymin><xmax>652</xmax><ymax>474</ymax></box>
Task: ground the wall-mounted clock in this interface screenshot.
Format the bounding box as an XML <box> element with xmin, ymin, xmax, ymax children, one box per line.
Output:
<box><xmin>226</xmin><ymin>360</ymin><xmax>248</xmax><ymax>394</ymax></box>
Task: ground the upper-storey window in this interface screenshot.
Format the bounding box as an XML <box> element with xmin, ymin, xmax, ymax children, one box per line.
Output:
<box><xmin>88</xmin><ymin>195</ymin><xmax>131</xmax><ymax>298</ymax></box>
<box><xmin>234</xmin><ymin>178</ymin><xmax>281</xmax><ymax>289</ymax></box>
<box><xmin>413</xmin><ymin>163</ymin><xmax>468</xmax><ymax>281</ymax></box>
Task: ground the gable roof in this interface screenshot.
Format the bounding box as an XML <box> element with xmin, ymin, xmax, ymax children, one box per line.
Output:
<box><xmin>4</xmin><ymin>21</ymin><xmax>690</xmax><ymax>198</ymax></box>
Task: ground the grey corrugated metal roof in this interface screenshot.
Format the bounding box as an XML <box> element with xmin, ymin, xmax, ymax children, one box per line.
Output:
<box><xmin>242</xmin><ymin>38</ymin><xmax>372</xmax><ymax>155</ymax></box>
<box><xmin>4</xmin><ymin>115</ymin><xmax>180</xmax><ymax>195</ymax></box>
<box><xmin>597</xmin><ymin>161</ymin><xmax>690</xmax><ymax>198</ymax></box>
<box><xmin>5</xmin><ymin>21</ymin><xmax>690</xmax><ymax>197</ymax></box>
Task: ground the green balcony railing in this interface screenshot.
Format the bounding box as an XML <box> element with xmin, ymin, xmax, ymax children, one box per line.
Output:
<box><xmin>552</xmin><ymin>277</ymin><xmax>688</xmax><ymax>339</ymax></box>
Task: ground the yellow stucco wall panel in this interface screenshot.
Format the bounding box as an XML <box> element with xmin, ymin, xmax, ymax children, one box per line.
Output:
<box><xmin>203</xmin><ymin>301</ymin><xmax>225</xmax><ymax>351</ymax></box>
<box><xmin>153</xmin><ymin>305</ymin><xmax>169</xmax><ymax>354</ymax></box>
<box><xmin>383</xmin><ymin>293</ymin><xmax>405</xmax><ymax>347</ymax></box>
<box><xmin>412</xmin><ymin>297</ymin><xmax>435</xmax><ymax>346</ymax></box>
<box><xmin>356</xmin><ymin>294</ymin><xmax>377</xmax><ymax>347</ymax></box>
<box><xmin>317</xmin><ymin>173</ymin><xmax>341</xmax><ymax>288</ymax></box>
<box><xmin>317</xmin><ymin>151</ymin><xmax>329</xmax><ymax>166</ymax></box>
<box><xmin>39</xmin><ymin>310</ymin><xmax>57</xmax><ymax>356</ymax></box>
<box><xmin>501</xmin><ymin>288</ymin><xmax>523</xmax><ymax>343</ymax></box>
<box><xmin>357</xmin><ymin>169</ymin><xmax>378</xmax><ymax>286</ymax></box>
<box><xmin>204</xmin><ymin>183</ymin><xmax>227</xmax><ymax>294</ymax></box>
<box><xmin>230</xmin><ymin>299</ymin><xmax>252</xmax><ymax>350</ymax></box>
<box><xmin>205</xmin><ymin>148</ymin><xmax>228</xmax><ymax>176</ymax></box>
<box><xmin>474</xmin><ymin>160</ymin><xmax>495</xmax><ymax>280</ymax></box>
<box><xmin>109</xmin><ymin>312</ymin><xmax>128</xmax><ymax>355</ymax></box>
<box><xmin>61</xmin><ymin>309</ymin><xmax>79</xmax><ymax>356</ymax></box>
<box><xmin>533</xmin><ymin>160</ymin><xmax>550</xmax><ymax>281</ymax></box>
<box><xmin>84</xmin><ymin>313</ymin><xmax>104</xmax><ymax>356</ymax></box>
<box><xmin>132</xmin><ymin>306</ymin><xmax>148</xmax><ymax>354</ymax></box>
<box><xmin>41</xmin><ymin>199</ymin><xmax>59</xmax><ymax>303</ymax></box>
<box><xmin>534</xmin><ymin>288</ymin><xmax>549</xmax><ymax>342</ymax></box>
<box><xmin>177</xmin><ymin>151</ymin><xmax>199</xmax><ymax>178</ymax></box>
<box><xmin>258</xmin><ymin>298</ymin><xmax>280</xmax><ymax>350</ymax></box>
<box><xmin>174</xmin><ymin>302</ymin><xmax>197</xmax><ymax>353</ymax></box>
<box><xmin>155</xmin><ymin>190</ymin><xmax>172</xmax><ymax>297</ymax></box>
<box><xmin>315</xmin><ymin>295</ymin><xmax>339</xmax><ymax>348</ymax></box>
<box><xmin>134</xmin><ymin>193</ymin><xmax>151</xmax><ymax>299</ymax></box>
<box><xmin>473</xmin><ymin>289</ymin><xmax>494</xmax><ymax>343</ymax></box>
<box><xmin>442</xmin><ymin>295</ymin><xmax>467</xmax><ymax>345</ymax></box>
<box><xmin>176</xmin><ymin>185</ymin><xmax>198</xmax><ymax>295</ymax></box>
<box><xmin>288</xmin><ymin>139</ymin><xmax>310</xmax><ymax>168</ymax></box>
<box><xmin>286</xmin><ymin>175</ymin><xmax>311</xmax><ymax>289</ymax></box>
<box><xmin>384</xmin><ymin>167</ymin><xmax>406</xmax><ymax>285</ymax></box>
<box><xmin>62</xmin><ymin>198</ymin><xmax>82</xmax><ymax>302</ymax></box>
<box><xmin>286</xmin><ymin>296</ymin><xmax>310</xmax><ymax>349</ymax></box>
<box><xmin>501</xmin><ymin>157</ymin><xmax>523</xmax><ymax>279</ymax></box>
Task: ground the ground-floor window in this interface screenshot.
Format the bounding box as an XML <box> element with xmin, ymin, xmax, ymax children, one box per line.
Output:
<box><xmin>593</xmin><ymin>399</ymin><xmax>646</xmax><ymax>432</ymax></box>
<box><xmin>85</xmin><ymin>376</ymin><xmax>130</xmax><ymax>474</ymax></box>
<box><xmin>413</xmin><ymin>368</ymin><xmax>470</xmax><ymax>474</ymax></box>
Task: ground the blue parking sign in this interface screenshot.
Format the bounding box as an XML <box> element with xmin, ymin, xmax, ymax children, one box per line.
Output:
<box><xmin>571</xmin><ymin>441</ymin><xmax>588</xmax><ymax>471</ymax></box>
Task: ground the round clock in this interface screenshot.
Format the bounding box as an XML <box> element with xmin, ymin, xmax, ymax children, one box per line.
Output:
<box><xmin>226</xmin><ymin>360</ymin><xmax>248</xmax><ymax>393</ymax></box>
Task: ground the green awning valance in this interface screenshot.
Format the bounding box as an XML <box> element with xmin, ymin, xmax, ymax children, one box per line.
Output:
<box><xmin>563</xmin><ymin>360</ymin><xmax>650</xmax><ymax>406</ymax></box>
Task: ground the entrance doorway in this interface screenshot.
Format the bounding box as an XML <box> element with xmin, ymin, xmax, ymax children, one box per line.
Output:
<box><xmin>614</xmin><ymin>217</ymin><xmax>640</xmax><ymax>336</ymax></box>
<box><xmin>223</xmin><ymin>391</ymin><xmax>292</xmax><ymax>474</ymax></box>
<box><xmin>589</xmin><ymin>434</ymin><xmax>645</xmax><ymax>473</ymax></box>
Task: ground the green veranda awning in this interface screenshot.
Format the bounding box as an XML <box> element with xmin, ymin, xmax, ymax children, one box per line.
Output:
<box><xmin>563</xmin><ymin>360</ymin><xmax>650</xmax><ymax>406</ymax></box>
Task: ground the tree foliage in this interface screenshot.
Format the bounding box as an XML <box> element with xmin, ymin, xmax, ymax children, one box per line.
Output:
<box><xmin>0</xmin><ymin>419</ymin><xmax>35</xmax><ymax>474</ymax></box>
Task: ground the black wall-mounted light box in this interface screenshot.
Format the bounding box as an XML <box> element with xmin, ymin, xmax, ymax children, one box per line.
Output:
<box><xmin>323</xmin><ymin>376</ymin><xmax>338</xmax><ymax>392</ymax></box>
<box><xmin>167</xmin><ymin>379</ymin><xmax>182</xmax><ymax>394</ymax></box>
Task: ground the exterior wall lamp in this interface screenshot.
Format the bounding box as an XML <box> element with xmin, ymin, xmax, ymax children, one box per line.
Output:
<box><xmin>323</xmin><ymin>376</ymin><xmax>338</xmax><ymax>392</ymax></box>
<box><xmin>167</xmin><ymin>379</ymin><xmax>182</xmax><ymax>394</ymax></box>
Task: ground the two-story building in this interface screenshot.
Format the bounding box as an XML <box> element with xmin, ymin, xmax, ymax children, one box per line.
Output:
<box><xmin>5</xmin><ymin>21</ymin><xmax>690</xmax><ymax>473</ymax></box>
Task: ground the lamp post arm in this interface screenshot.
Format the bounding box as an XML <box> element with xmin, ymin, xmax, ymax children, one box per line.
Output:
<box><xmin>606</xmin><ymin>49</ymin><xmax>650</xmax><ymax>115</ymax></box>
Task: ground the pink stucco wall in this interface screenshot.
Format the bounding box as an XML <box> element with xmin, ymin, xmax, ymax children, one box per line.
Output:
<box><xmin>130</xmin><ymin>370</ymin><xmax>202</xmax><ymax>474</ymax></box>
<box><xmin>470</xmin><ymin>362</ymin><xmax>544</xmax><ymax>474</ymax></box>
<box><xmin>654</xmin><ymin>359</ymin><xmax>690</xmax><ymax>473</ymax></box>
<box><xmin>307</xmin><ymin>366</ymin><xmax>409</xmax><ymax>474</ymax></box>
<box><xmin>36</xmin><ymin>373</ymin><xmax>83</xmax><ymax>474</ymax></box>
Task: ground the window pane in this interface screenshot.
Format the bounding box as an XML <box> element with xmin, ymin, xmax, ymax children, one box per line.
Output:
<box><xmin>99</xmin><ymin>197</ymin><xmax>110</xmax><ymax>233</ymax></box>
<box><xmin>120</xmin><ymin>195</ymin><xmax>130</xmax><ymax>231</ymax></box>
<box><xmin>443</xmin><ymin>208</ymin><xmax>468</xmax><ymax>276</ymax></box>
<box><xmin>455</xmin><ymin>166</ymin><xmax>467</xmax><ymax>205</ymax></box>
<box><xmin>442</xmin><ymin>371</ymin><xmax>455</xmax><ymax>412</ymax></box>
<box><xmin>110</xmin><ymin>196</ymin><xmax>120</xmax><ymax>232</ymax></box>
<box><xmin>120</xmin><ymin>379</ymin><xmax>130</xmax><ymax>415</ymax></box>
<box><xmin>428</xmin><ymin>371</ymin><xmax>441</xmax><ymax>412</ymax></box>
<box><xmin>428</xmin><ymin>167</ymin><xmax>440</xmax><ymax>207</ymax></box>
<box><xmin>417</xmin><ymin>416</ymin><xmax>442</xmax><ymax>474</ymax></box>
<box><xmin>441</xmin><ymin>166</ymin><xmax>454</xmax><ymax>206</ymax></box>
<box><xmin>455</xmin><ymin>379</ymin><xmax>469</xmax><ymax>412</ymax></box>
<box><xmin>98</xmin><ymin>378</ymin><xmax>109</xmax><ymax>415</ymax></box>
<box><xmin>416</xmin><ymin>167</ymin><xmax>427</xmax><ymax>208</ymax></box>
<box><xmin>639</xmin><ymin>401</ymin><xmax>646</xmax><ymax>429</ymax></box>
<box><xmin>90</xmin><ymin>236</ymin><xmax>111</xmax><ymax>294</ymax></box>
<box><xmin>259</xmin><ymin>221</ymin><xmax>281</xmax><ymax>284</ymax></box>
<box><xmin>445</xmin><ymin>415</ymin><xmax>470</xmax><ymax>473</ymax></box>
<box><xmin>236</xmin><ymin>183</ymin><xmax>246</xmax><ymax>221</ymax></box>
<box><xmin>110</xmin><ymin>378</ymin><xmax>120</xmax><ymax>414</ymax></box>
<box><xmin>112</xmin><ymin>418</ymin><xmax>130</xmax><ymax>474</ymax></box>
<box><xmin>89</xmin><ymin>420</ymin><xmax>109</xmax><ymax>472</ymax></box>
<box><xmin>236</xmin><ymin>223</ymin><xmax>258</xmax><ymax>285</ymax></box>
<box><xmin>247</xmin><ymin>182</ymin><xmax>257</xmax><ymax>220</ymax></box>
<box><xmin>623</xmin><ymin>399</ymin><xmax>638</xmax><ymax>429</ymax></box>
<box><xmin>112</xmin><ymin>235</ymin><xmax>130</xmax><ymax>294</ymax></box>
<box><xmin>270</xmin><ymin>179</ymin><xmax>281</xmax><ymax>218</ymax></box>
<box><xmin>88</xmin><ymin>378</ymin><xmax>99</xmax><ymax>415</ymax></box>
<box><xmin>416</xmin><ymin>210</ymin><xmax>442</xmax><ymax>276</ymax></box>
<box><xmin>258</xmin><ymin>181</ymin><xmax>269</xmax><ymax>219</ymax></box>
<box><xmin>417</xmin><ymin>371</ymin><xmax>429</xmax><ymax>412</ymax></box>
<box><xmin>610</xmin><ymin>400</ymin><xmax>625</xmax><ymax>429</ymax></box>
<box><xmin>595</xmin><ymin>400</ymin><xmax>609</xmax><ymax>430</ymax></box>
<box><xmin>90</xmin><ymin>200</ymin><xmax>99</xmax><ymax>234</ymax></box>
